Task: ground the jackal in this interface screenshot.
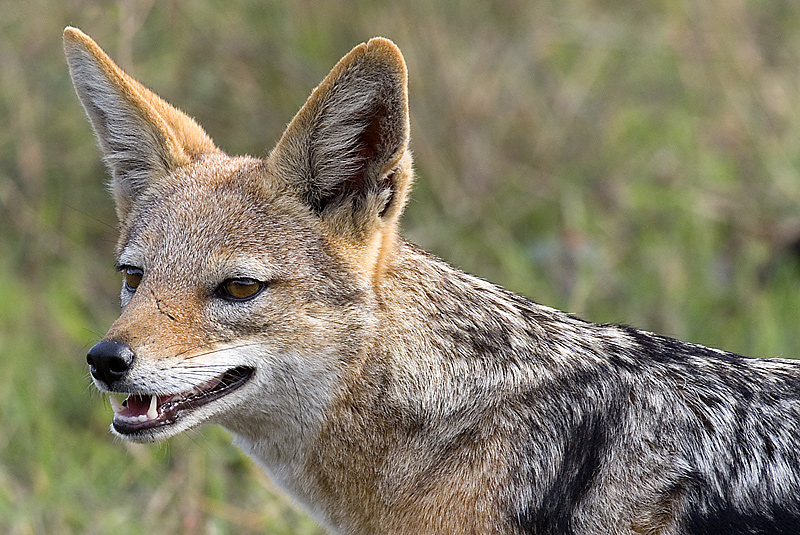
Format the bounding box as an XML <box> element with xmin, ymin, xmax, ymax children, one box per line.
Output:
<box><xmin>65</xmin><ymin>27</ymin><xmax>800</xmax><ymax>534</ymax></box>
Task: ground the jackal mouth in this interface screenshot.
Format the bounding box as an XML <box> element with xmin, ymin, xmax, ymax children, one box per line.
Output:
<box><xmin>110</xmin><ymin>366</ymin><xmax>254</xmax><ymax>436</ymax></box>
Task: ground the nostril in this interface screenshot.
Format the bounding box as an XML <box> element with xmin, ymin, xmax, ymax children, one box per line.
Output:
<box><xmin>108</xmin><ymin>356</ymin><xmax>130</xmax><ymax>374</ymax></box>
<box><xmin>86</xmin><ymin>340</ymin><xmax>135</xmax><ymax>387</ymax></box>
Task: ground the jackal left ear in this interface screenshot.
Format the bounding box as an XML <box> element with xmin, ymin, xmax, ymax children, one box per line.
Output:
<box><xmin>270</xmin><ymin>37</ymin><xmax>413</xmax><ymax>240</ymax></box>
<box><xmin>63</xmin><ymin>27</ymin><xmax>218</xmax><ymax>222</ymax></box>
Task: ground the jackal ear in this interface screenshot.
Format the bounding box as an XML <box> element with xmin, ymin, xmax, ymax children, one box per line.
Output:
<box><xmin>270</xmin><ymin>37</ymin><xmax>413</xmax><ymax>240</ymax></box>
<box><xmin>63</xmin><ymin>27</ymin><xmax>218</xmax><ymax>221</ymax></box>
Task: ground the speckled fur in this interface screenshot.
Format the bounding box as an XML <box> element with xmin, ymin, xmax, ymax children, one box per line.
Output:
<box><xmin>66</xmin><ymin>27</ymin><xmax>800</xmax><ymax>535</ymax></box>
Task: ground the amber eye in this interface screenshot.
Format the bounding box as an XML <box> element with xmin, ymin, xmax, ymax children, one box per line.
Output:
<box><xmin>122</xmin><ymin>267</ymin><xmax>143</xmax><ymax>291</ymax></box>
<box><xmin>217</xmin><ymin>278</ymin><xmax>265</xmax><ymax>301</ymax></box>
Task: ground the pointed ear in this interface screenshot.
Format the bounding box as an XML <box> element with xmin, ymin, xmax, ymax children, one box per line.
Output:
<box><xmin>63</xmin><ymin>27</ymin><xmax>218</xmax><ymax>221</ymax></box>
<box><xmin>270</xmin><ymin>37</ymin><xmax>413</xmax><ymax>242</ymax></box>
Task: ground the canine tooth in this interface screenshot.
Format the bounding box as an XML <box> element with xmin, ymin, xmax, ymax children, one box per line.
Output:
<box><xmin>109</xmin><ymin>395</ymin><xmax>123</xmax><ymax>413</ymax></box>
<box><xmin>147</xmin><ymin>395</ymin><xmax>158</xmax><ymax>420</ymax></box>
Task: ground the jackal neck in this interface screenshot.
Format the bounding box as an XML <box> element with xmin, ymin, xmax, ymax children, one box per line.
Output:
<box><xmin>278</xmin><ymin>240</ymin><xmax>592</xmax><ymax>533</ymax></box>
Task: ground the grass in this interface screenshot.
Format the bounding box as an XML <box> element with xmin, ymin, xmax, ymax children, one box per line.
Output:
<box><xmin>2</xmin><ymin>0</ymin><xmax>800</xmax><ymax>532</ymax></box>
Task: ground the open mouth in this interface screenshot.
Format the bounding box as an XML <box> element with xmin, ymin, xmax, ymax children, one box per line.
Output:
<box><xmin>110</xmin><ymin>366</ymin><xmax>253</xmax><ymax>435</ymax></box>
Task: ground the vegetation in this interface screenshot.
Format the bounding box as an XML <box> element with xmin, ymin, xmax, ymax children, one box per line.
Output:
<box><xmin>2</xmin><ymin>0</ymin><xmax>800</xmax><ymax>532</ymax></box>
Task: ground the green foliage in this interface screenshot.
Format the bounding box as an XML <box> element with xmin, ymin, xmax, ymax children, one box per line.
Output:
<box><xmin>2</xmin><ymin>0</ymin><xmax>800</xmax><ymax>532</ymax></box>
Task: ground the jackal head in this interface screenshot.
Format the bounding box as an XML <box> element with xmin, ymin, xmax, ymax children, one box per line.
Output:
<box><xmin>65</xmin><ymin>28</ymin><xmax>412</xmax><ymax>443</ymax></box>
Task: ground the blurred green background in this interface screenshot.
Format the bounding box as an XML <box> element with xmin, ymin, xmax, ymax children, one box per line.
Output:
<box><xmin>3</xmin><ymin>0</ymin><xmax>800</xmax><ymax>533</ymax></box>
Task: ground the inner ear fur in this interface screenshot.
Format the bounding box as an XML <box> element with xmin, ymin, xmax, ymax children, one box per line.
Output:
<box><xmin>269</xmin><ymin>37</ymin><xmax>413</xmax><ymax>240</ymax></box>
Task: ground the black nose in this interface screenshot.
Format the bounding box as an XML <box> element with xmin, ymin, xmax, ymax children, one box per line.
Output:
<box><xmin>86</xmin><ymin>340</ymin><xmax>134</xmax><ymax>387</ymax></box>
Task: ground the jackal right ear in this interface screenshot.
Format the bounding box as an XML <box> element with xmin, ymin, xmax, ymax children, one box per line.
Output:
<box><xmin>269</xmin><ymin>38</ymin><xmax>413</xmax><ymax>243</ymax></box>
<box><xmin>63</xmin><ymin>27</ymin><xmax>218</xmax><ymax>221</ymax></box>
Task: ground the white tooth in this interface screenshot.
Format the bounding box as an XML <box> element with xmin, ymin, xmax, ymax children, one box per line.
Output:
<box><xmin>109</xmin><ymin>396</ymin><xmax>123</xmax><ymax>414</ymax></box>
<box><xmin>147</xmin><ymin>395</ymin><xmax>158</xmax><ymax>420</ymax></box>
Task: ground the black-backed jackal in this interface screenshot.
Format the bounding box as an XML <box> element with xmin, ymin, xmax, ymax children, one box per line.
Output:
<box><xmin>65</xmin><ymin>27</ymin><xmax>800</xmax><ymax>534</ymax></box>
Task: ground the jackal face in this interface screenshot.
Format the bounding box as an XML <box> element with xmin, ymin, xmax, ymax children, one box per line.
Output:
<box><xmin>64</xmin><ymin>28</ymin><xmax>412</xmax><ymax>443</ymax></box>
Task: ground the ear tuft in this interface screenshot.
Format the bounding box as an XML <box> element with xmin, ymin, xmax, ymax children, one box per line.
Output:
<box><xmin>270</xmin><ymin>37</ymin><xmax>413</xmax><ymax>239</ymax></box>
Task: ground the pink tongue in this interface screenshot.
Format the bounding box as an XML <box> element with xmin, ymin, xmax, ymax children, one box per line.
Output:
<box><xmin>121</xmin><ymin>394</ymin><xmax>151</xmax><ymax>417</ymax></box>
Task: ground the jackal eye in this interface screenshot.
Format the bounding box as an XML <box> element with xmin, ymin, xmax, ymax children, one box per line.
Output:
<box><xmin>216</xmin><ymin>278</ymin><xmax>265</xmax><ymax>301</ymax></box>
<box><xmin>121</xmin><ymin>266</ymin><xmax>143</xmax><ymax>292</ymax></box>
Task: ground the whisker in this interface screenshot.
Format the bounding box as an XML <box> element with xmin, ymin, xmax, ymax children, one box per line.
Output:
<box><xmin>180</xmin><ymin>341</ymin><xmax>266</xmax><ymax>361</ymax></box>
<box><xmin>304</xmin><ymin>311</ymin><xmax>352</xmax><ymax>327</ymax></box>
